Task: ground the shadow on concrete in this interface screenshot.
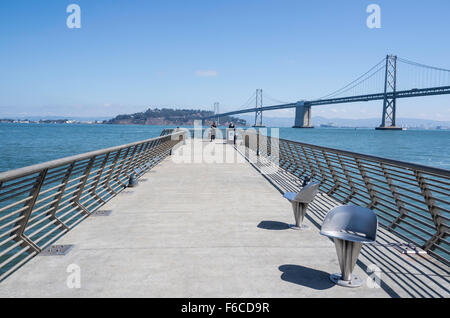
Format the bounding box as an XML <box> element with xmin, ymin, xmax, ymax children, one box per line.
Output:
<box><xmin>279</xmin><ymin>265</ymin><xmax>335</xmax><ymax>290</ymax></box>
<box><xmin>258</xmin><ymin>221</ymin><xmax>290</xmax><ymax>231</ymax></box>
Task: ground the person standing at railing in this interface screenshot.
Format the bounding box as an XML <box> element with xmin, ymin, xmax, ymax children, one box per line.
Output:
<box><xmin>210</xmin><ymin>122</ymin><xmax>217</xmax><ymax>142</ymax></box>
<box><xmin>228</xmin><ymin>122</ymin><xmax>236</xmax><ymax>144</ymax></box>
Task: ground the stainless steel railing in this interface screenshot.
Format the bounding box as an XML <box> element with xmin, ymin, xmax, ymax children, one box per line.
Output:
<box><xmin>163</xmin><ymin>127</ymin><xmax>233</xmax><ymax>139</ymax></box>
<box><xmin>240</xmin><ymin>130</ymin><xmax>450</xmax><ymax>265</ymax></box>
<box><xmin>160</xmin><ymin>128</ymin><xmax>175</xmax><ymax>136</ymax></box>
<box><xmin>0</xmin><ymin>131</ymin><xmax>185</xmax><ymax>281</ymax></box>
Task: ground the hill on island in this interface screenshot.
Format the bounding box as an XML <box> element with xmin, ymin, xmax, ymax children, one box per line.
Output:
<box><xmin>105</xmin><ymin>108</ymin><xmax>247</xmax><ymax>126</ymax></box>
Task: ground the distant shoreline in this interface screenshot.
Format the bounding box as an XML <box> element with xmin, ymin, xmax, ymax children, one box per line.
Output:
<box><xmin>1</xmin><ymin>121</ymin><xmax>449</xmax><ymax>130</ymax></box>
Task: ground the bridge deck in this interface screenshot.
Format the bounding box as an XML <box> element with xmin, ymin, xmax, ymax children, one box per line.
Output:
<box><xmin>0</xmin><ymin>140</ymin><xmax>448</xmax><ymax>297</ymax></box>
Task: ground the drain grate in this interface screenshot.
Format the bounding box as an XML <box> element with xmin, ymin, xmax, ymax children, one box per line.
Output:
<box><xmin>92</xmin><ymin>210</ymin><xmax>112</xmax><ymax>216</ymax></box>
<box><xmin>40</xmin><ymin>245</ymin><xmax>74</xmax><ymax>256</ymax></box>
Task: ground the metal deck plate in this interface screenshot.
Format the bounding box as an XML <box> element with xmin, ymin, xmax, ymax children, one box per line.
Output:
<box><xmin>393</xmin><ymin>243</ymin><xmax>427</xmax><ymax>255</ymax></box>
<box><xmin>40</xmin><ymin>245</ymin><xmax>74</xmax><ymax>256</ymax></box>
<box><xmin>92</xmin><ymin>210</ymin><xmax>112</xmax><ymax>216</ymax></box>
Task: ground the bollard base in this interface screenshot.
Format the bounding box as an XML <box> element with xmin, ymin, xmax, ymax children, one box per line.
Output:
<box><xmin>289</xmin><ymin>224</ymin><xmax>310</xmax><ymax>230</ymax></box>
<box><xmin>128</xmin><ymin>175</ymin><xmax>139</xmax><ymax>188</ymax></box>
<box><xmin>330</xmin><ymin>273</ymin><xmax>363</xmax><ymax>288</ymax></box>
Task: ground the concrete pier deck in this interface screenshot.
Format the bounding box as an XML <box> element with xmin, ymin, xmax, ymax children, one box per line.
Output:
<box><xmin>0</xmin><ymin>140</ymin><xmax>448</xmax><ymax>297</ymax></box>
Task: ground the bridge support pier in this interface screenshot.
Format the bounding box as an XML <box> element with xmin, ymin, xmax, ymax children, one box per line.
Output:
<box><xmin>377</xmin><ymin>55</ymin><xmax>403</xmax><ymax>131</ymax></box>
<box><xmin>293</xmin><ymin>102</ymin><xmax>314</xmax><ymax>128</ymax></box>
<box><xmin>375</xmin><ymin>126</ymin><xmax>403</xmax><ymax>131</ymax></box>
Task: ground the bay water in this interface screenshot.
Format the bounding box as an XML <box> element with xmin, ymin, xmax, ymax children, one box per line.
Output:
<box><xmin>0</xmin><ymin>123</ymin><xmax>449</xmax><ymax>173</ymax></box>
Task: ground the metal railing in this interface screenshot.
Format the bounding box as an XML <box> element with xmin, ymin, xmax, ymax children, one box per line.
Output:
<box><xmin>163</xmin><ymin>127</ymin><xmax>236</xmax><ymax>139</ymax></box>
<box><xmin>240</xmin><ymin>130</ymin><xmax>450</xmax><ymax>265</ymax></box>
<box><xmin>160</xmin><ymin>128</ymin><xmax>175</xmax><ymax>136</ymax></box>
<box><xmin>0</xmin><ymin>131</ymin><xmax>185</xmax><ymax>281</ymax></box>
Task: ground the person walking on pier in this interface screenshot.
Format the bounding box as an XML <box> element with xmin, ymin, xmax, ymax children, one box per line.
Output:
<box><xmin>210</xmin><ymin>122</ymin><xmax>217</xmax><ymax>142</ymax></box>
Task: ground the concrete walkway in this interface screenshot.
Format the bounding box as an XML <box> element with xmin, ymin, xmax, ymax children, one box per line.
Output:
<box><xmin>0</xmin><ymin>140</ymin><xmax>448</xmax><ymax>297</ymax></box>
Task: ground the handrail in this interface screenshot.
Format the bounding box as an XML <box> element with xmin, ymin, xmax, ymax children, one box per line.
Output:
<box><xmin>160</xmin><ymin>128</ymin><xmax>175</xmax><ymax>136</ymax></box>
<box><xmin>0</xmin><ymin>132</ymin><xmax>185</xmax><ymax>182</ymax></box>
<box><xmin>240</xmin><ymin>130</ymin><xmax>450</xmax><ymax>177</ymax></box>
<box><xmin>0</xmin><ymin>131</ymin><xmax>186</xmax><ymax>281</ymax></box>
<box><xmin>240</xmin><ymin>130</ymin><xmax>450</xmax><ymax>265</ymax></box>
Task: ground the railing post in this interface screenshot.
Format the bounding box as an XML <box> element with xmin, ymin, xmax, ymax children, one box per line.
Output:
<box><xmin>355</xmin><ymin>158</ymin><xmax>378</xmax><ymax>209</ymax></box>
<box><xmin>157</xmin><ymin>136</ymin><xmax>171</xmax><ymax>156</ymax></box>
<box><xmin>122</xmin><ymin>146</ymin><xmax>139</xmax><ymax>179</ymax></box>
<box><xmin>128</xmin><ymin>143</ymin><xmax>145</xmax><ymax>175</ymax></box>
<box><xmin>337</xmin><ymin>154</ymin><xmax>357</xmax><ymax>204</ymax></box>
<box><xmin>104</xmin><ymin>149</ymin><xmax>122</xmax><ymax>194</ymax></box>
<box><xmin>288</xmin><ymin>142</ymin><xmax>307</xmax><ymax>178</ymax></box>
<box><xmin>144</xmin><ymin>139</ymin><xmax>166</xmax><ymax>169</ymax></box>
<box><xmin>73</xmin><ymin>157</ymin><xmax>96</xmax><ymax>215</ymax></box>
<box><xmin>279</xmin><ymin>142</ymin><xmax>293</xmax><ymax>172</ymax></box>
<box><xmin>381</xmin><ymin>163</ymin><xmax>407</xmax><ymax>230</ymax></box>
<box><xmin>114</xmin><ymin>148</ymin><xmax>131</xmax><ymax>187</ymax></box>
<box><xmin>47</xmin><ymin>163</ymin><xmax>75</xmax><ymax>230</ymax></box>
<box><xmin>415</xmin><ymin>171</ymin><xmax>444</xmax><ymax>251</ymax></box>
<box><xmin>310</xmin><ymin>149</ymin><xmax>327</xmax><ymax>187</ymax></box>
<box><xmin>89</xmin><ymin>153</ymin><xmax>110</xmax><ymax>204</ymax></box>
<box><xmin>300</xmin><ymin>145</ymin><xmax>316</xmax><ymax>179</ymax></box>
<box><xmin>136</xmin><ymin>142</ymin><xmax>152</xmax><ymax>172</ymax></box>
<box><xmin>144</xmin><ymin>140</ymin><xmax>159</xmax><ymax>169</ymax></box>
<box><xmin>12</xmin><ymin>169</ymin><xmax>48</xmax><ymax>253</ymax></box>
<box><xmin>160</xmin><ymin>136</ymin><xmax>175</xmax><ymax>160</ymax></box>
<box><xmin>323</xmin><ymin>151</ymin><xmax>340</xmax><ymax>195</ymax></box>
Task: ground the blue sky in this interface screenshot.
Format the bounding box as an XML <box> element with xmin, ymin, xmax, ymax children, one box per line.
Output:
<box><xmin>1</xmin><ymin>0</ymin><xmax>449</xmax><ymax>121</ymax></box>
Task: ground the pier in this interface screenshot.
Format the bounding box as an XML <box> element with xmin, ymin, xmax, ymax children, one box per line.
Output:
<box><xmin>0</xmin><ymin>130</ymin><xmax>449</xmax><ymax>297</ymax></box>
<box><xmin>0</xmin><ymin>131</ymin><xmax>448</xmax><ymax>297</ymax></box>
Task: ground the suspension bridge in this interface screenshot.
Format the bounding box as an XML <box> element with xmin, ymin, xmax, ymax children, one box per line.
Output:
<box><xmin>204</xmin><ymin>55</ymin><xmax>450</xmax><ymax>129</ymax></box>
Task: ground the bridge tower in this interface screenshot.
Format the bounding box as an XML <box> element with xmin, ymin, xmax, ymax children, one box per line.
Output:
<box><xmin>214</xmin><ymin>102</ymin><xmax>220</xmax><ymax>125</ymax></box>
<box><xmin>376</xmin><ymin>55</ymin><xmax>402</xmax><ymax>130</ymax></box>
<box><xmin>293</xmin><ymin>101</ymin><xmax>314</xmax><ymax>128</ymax></box>
<box><xmin>253</xmin><ymin>89</ymin><xmax>265</xmax><ymax>127</ymax></box>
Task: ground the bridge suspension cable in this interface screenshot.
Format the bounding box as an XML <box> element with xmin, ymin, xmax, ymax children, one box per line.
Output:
<box><xmin>317</xmin><ymin>58</ymin><xmax>387</xmax><ymax>100</ymax></box>
<box><xmin>396</xmin><ymin>57</ymin><xmax>450</xmax><ymax>91</ymax></box>
<box><xmin>397</xmin><ymin>57</ymin><xmax>450</xmax><ymax>72</ymax></box>
<box><xmin>315</xmin><ymin>56</ymin><xmax>450</xmax><ymax>102</ymax></box>
<box><xmin>263</xmin><ymin>92</ymin><xmax>290</xmax><ymax>105</ymax></box>
<box><xmin>237</xmin><ymin>92</ymin><xmax>257</xmax><ymax>110</ymax></box>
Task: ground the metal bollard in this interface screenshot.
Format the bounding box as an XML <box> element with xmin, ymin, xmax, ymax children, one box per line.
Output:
<box><xmin>128</xmin><ymin>174</ymin><xmax>138</xmax><ymax>188</ymax></box>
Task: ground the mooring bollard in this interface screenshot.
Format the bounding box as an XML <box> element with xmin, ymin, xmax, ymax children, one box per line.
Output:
<box><xmin>128</xmin><ymin>174</ymin><xmax>138</xmax><ymax>188</ymax></box>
